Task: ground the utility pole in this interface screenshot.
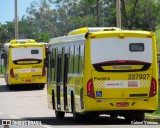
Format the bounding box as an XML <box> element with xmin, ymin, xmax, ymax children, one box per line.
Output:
<box><xmin>116</xmin><ymin>0</ymin><xmax>121</xmax><ymax>28</ymax></box>
<box><xmin>15</xmin><ymin>0</ymin><xmax>18</xmax><ymax>39</ymax></box>
<box><xmin>96</xmin><ymin>0</ymin><xmax>99</xmax><ymax>27</ymax></box>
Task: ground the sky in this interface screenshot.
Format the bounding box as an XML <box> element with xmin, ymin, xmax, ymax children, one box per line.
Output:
<box><xmin>0</xmin><ymin>0</ymin><xmax>36</xmax><ymax>24</ymax></box>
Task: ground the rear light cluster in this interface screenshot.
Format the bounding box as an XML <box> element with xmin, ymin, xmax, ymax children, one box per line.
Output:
<box><xmin>10</xmin><ymin>68</ymin><xmax>14</xmax><ymax>78</ymax></box>
<box><xmin>87</xmin><ymin>78</ymin><xmax>95</xmax><ymax>98</ymax></box>
<box><xmin>149</xmin><ymin>77</ymin><xmax>157</xmax><ymax>97</ymax></box>
<box><xmin>42</xmin><ymin>66</ymin><xmax>46</xmax><ymax>77</ymax></box>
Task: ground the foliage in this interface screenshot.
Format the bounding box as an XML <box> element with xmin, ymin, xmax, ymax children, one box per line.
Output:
<box><xmin>0</xmin><ymin>24</ymin><xmax>11</xmax><ymax>43</ymax></box>
<box><xmin>37</xmin><ymin>32</ymin><xmax>50</xmax><ymax>42</ymax></box>
<box><xmin>155</xmin><ymin>25</ymin><xmax>160</xmax><ymax>52</ymax></box>
<box><xmin>1</xmin><ymin>0</ymin><xmax>160</xmax><ymax>43</ymax></box>
<box><xmin>0</xmin><ymin>20</ymin><xmax>38</xmax><ymax>43</ymax></box>
<box><xmin>121</xmin><ymin>0</ymin><xmax>160</xmax><ymax>31</ymax></box>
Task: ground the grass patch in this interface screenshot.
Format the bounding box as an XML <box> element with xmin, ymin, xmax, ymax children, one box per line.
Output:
<box><xmin>146</xmin><ymin>111</ymin><xmax>160</xmax><ymax>117</ymax></box>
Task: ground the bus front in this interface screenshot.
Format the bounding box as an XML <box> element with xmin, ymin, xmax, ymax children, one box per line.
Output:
<box><xmin>84</xmin><ymin>30</ymin><xmax>158</xmax><ymax>121</ymax></box>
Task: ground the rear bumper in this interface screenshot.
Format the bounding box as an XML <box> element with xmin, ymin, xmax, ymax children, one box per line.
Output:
<box><xmin>8</xmin><ymin>77</ymin><xmax>47</xmax><ymax>85</ymax></box>
<box><xmin>83</xmin><ymin>96</ymin><xmax>158</xmax><ymax>112</ymax></box>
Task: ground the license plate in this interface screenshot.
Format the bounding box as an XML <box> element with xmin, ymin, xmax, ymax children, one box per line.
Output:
<box><xmin>116</xmin><ymin>102</ymin><xmax>129</xmax><ymax>107</ymax></box>
<box><xmin>25</xmin><ymin>80</ymin><xmax>32</xmax><ymax>82</ymax></box>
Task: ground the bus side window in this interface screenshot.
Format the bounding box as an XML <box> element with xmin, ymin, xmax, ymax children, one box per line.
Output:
<box><xmin>79</xmin><ymin>45</ymin><xmax>84</xmax><ymax>73</ymax></box>
<box><xmin>51</xmin><ymin>48</ymin><xmax>57</xmax><ymax>82</ymax></box>
<box><xmin>74</xmin><ymin>45</ymin><xmax>80</xmax><ymax>73</ymax></box>
<box><xmin>69</xmin><ymin>46</ymin><xmax>74</xmax><ymax>74</ymax></box>
<box><xmin>62</xmin><ymin>47</ymin><xmax>65</xmax><ymax>82</ymax></box>
<box><xmin>56</xmin><ymin>46</ymin><xmax>62</xmax><ymax>83</ymax></box>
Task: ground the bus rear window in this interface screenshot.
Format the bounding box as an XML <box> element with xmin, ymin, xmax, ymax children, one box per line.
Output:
<box><xmin>129</xmin><ymin>43</ymin><xmax>144</xmax><ymax>52</ymax></box>
<box><xmin>31</xmin><ymin>49</ymin><xmax>39</xmax><ymax>54</ymax></box>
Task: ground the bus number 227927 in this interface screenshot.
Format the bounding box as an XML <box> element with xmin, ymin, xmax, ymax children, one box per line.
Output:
<box><xmin>128</xmin><ymin>74</ymin><xmax>150</xmax><ymax>80</ymax></box>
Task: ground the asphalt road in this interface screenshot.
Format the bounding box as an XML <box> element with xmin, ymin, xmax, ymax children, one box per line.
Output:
<box><xmin>0</xmin><ymin>78</ymin><xmax>159</xmax><ymax>128</ymax></box>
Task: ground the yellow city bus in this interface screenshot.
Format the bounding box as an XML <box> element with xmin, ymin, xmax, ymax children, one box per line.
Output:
<box><xmin>47</xmin><ymin>27</ymin><xmax>158</xmax><ymax>122</ymax></box>
<box><xmin>1</xmin><ymin>39</ymin><xmax>47</xmax><ymax>89</ymax></box>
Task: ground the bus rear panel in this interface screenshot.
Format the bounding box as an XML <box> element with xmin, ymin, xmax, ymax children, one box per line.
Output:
<box><xmin>84</xmin><ymin>31</ymin><xmax>158</xmax><ymax>120</ymax></box>
<box><xmin>9</xmin><ymin>46</ymin><xmax>46</xmax><ymax>85</ymax></box>
<box><xmin>2</xmin><ymin>40</ymin><xmax>47</xmax><ymax>89</ymax></box>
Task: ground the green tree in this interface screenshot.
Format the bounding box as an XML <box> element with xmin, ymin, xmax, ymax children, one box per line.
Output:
<box><xmin>2</xmin><ymin>22</ymin><xmax>15</xmax><ymax>40</ymax></box>
<box><xmin>121</xmin><ymin>0</ymin><xmax>160</xmax><ymax>31</ymax></box>
<box><xmin>0</xmin><ymin>19</ymin><xmax>38</xmax><ymax>42</ymax></box>
<box><xmin>18</xmin><ymin>17</ymin><xmax>38</xmax><ymax>39</ymax></box>
<box><xmin>37</xmin><ymin>32</ymin><xmax>50</xmax><ymax>42</ymax></box>
<box><xmin>0</xmin><ymin>25</ymin><xmax>11</xmax><ymax>43</ymax></box>
<box><xmin>27</xmin><ymin>0</ymin><xmax>60</xmax><ymax>37</ymax></box>
<box><xmin>1</xmin><ymin>0</ymin><xmax>159</xmax><ymax>44</ymax></box>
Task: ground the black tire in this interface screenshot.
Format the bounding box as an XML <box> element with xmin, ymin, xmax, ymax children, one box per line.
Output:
<box><xmin>125</xmin><ymin>111</ymin><xmax>145</xmax><ymax>123</ymax></box>
<box><xmin>110</xmin><ymin>114</ymin><xmax>118</xmax><ymax>119</ymax></box>
<box><xmin>35</xmin><ymin>84</ymin><xmax>45</xmax><ymax>89</ymax></box>
<box><xmin>9</xmin><ymin>86</ymin><xmax>14</xmax><ymax>90</ymax></box>
<box><xmin>125</xmin><ymin>115</ymin><xmax>135</xmax><ymax>123</ymax></box>
<box><xmin>135</xmin><ymin>112</ymin><xmax>144</xmax><ymax>121</ymax></box>
<box><xmin>35</xmin><ymin>84</ymin><xmax>39</xmax><ymax>89</ymax></box>
<box><xmin>39</xmin><ymin>84</ymin><xmax>45</xmax><ymax>89</ymax></box>
<box><xmin>55</xmin><ymin>110</ymin><xmax>65</xmax><ymax>118</ymax></box>
<box><xmin>83</xmin><ymin>112</ymin><xmax>100</xmax><ymax>121</ymax></box>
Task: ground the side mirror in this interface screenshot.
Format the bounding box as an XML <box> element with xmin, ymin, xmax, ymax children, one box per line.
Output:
<box><xmin>46</xmin><ymin>51</ymin><xmax>51</xmax><ymax>56</ymax></box>
<box><xmin>1</xmin><ymin>52</ymin><xmax>4</xmax><ymax>59</ymax></box>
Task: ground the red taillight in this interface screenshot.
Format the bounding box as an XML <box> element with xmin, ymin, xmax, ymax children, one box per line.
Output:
<box><xmin>149</xmin><ymin>77</ymin><xmax>157</xmax><ymax>97</ymax></box>
<box><xmin>87</xmin><ymin>78</ymin><xmax>95</xmax><ymax>98</ymax></box>
<box><xmin>10</xmin><ymin>68</ymin><xmax>14</xmax><ymax>78</ymax></box>
<box><xmin>42</xmin><ymin>66</ymin><xmax>46</xmax><ymax>77</ymax></box>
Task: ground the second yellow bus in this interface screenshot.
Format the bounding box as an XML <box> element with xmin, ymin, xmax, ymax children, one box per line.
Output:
<box><xmin>1</xmin><ymin>39</ymin><xmax>47</xmax><ymax>89</ymax></box>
